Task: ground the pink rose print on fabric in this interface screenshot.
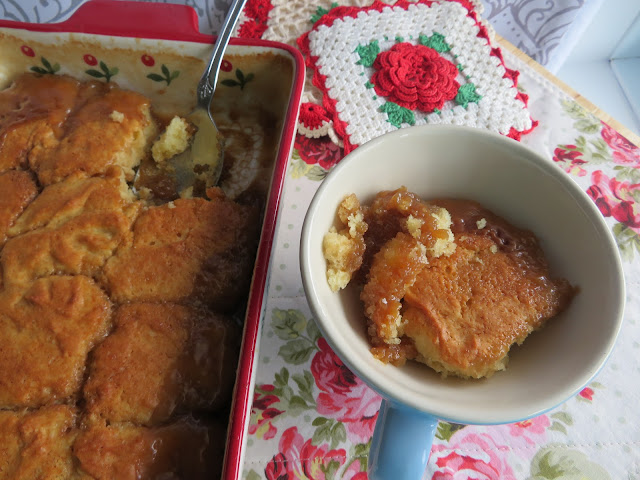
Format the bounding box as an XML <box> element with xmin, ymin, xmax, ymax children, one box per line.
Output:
<box><xmin>579</xmin><ymin>387</ymin><xmax>594</xmax><ymax>401</ymax></box>
<box><xmin>587</xmin><ymin>170</ymin><xmax>640</xmax><ymax>234</ymax></box>
<box><xmin>601</xmin><ymin>122</ymin><xmax>640</xmax><ymax>166</ymax></box>
<box><xmin>249</xmin><ymin>384</ymin><xmax>284</xmax><ymax>440</ymax></box>
<box><xmin>311</xmin><ymin>338</ymin><xmax>382</xmax><ymax>444</ymax></box>
<box><xmin>294</xmin><ymin>134</ymin><xmax>343</xmax><ymax>171</ymax></box>
<box><xmin>499</xmin><ymin>415</ymin><xmax>550</xmax><ymax>454</ymax></box>
<box><xmin>508</xmin><ymin>416</ymin><xmax>550</xmax><ymax>439</ymax></box>
<box><xmin>264</xmin><ymin>426</ymin><xmax>347</xmax><ymax>480</ymax></box>
<box><xmin>553</xmin><ymin>145</ymin><xmax>587</xmax><ymax>177</ymax></box>
<box><xmin>371</xmin><ymin>42</ymin><xmax>459</xmax><ymax>113</ymax></box>
<box><xmin>430</xmin><ymin>431</ymin><xmax>518</xmax><ymax>480</ymax></box>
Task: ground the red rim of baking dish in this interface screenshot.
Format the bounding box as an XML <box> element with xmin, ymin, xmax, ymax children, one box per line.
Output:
<box><xmin>0</xmin><ymin>1</ymin><xmax>306</xmax><ymax>478</ymax></box>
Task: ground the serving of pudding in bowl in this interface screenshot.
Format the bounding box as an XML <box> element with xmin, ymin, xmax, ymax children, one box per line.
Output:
<box><xmin>300</xmin><ymin>124</ymin><xmax>625</xmax><ymax>480</ymax></box>
<box><xmin>323</xmin><ymin>188</ymin><xmax>576</xmax><ymax>379</ymax></box>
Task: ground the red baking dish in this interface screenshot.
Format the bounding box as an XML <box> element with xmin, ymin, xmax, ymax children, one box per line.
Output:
<box><xmin>0</xmin><ymin>1</ymin><xmax>304</xmax><ymax>478</ymax></box>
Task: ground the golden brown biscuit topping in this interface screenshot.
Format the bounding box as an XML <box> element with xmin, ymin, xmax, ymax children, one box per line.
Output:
<box><xmin>0</xmin><ymin>406</ymin><xmax>79</xmax><ymax>480</ymax></box>
<box><xmin>83</xmin><ymin>302</ymin><xmax>239</xmax><ymax>426</ymax></box>
<box><xmin>0</xmin><ymin>276</ymin><xmax>111</xmax><ymax>408</ymax></box>
<box><xmin>0</xmin><ymin>71</ymin><xmax>276</xmax><ymax>478</ymax></box>
<box><xmin>0</xmin><ymin>170</ymin><xmax>37</xmax><ymax>249</ymax></box>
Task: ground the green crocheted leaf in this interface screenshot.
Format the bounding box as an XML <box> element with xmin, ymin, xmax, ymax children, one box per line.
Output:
<box><xmin>355</xmin><ymin>40</ymin><xmax>380</xmax><ymax>67</ymax></box>
<box><xmin>419</xmin><ymin>32</ymin><xmax>451</xmax><ymax>53</ymax></box>
<box><xmin>455</xmin><ymin>83</ymin><xmax>482</xmax><ymax>108</ymax></box>
<box><xmin>380</xmin><ymin>102</ymin><xmax>415</xmax><ymax>128</ymax></box>
<box><xmin>311</xmin><ymin>2</ymin><xmax>338</xmax><ymax>23</ymax></box>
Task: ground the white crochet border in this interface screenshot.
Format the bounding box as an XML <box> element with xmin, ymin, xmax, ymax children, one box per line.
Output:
<box><xmin>307</xmin><ymin>1</ymin><xmax>533</xmax><ymax>146</ymax></box>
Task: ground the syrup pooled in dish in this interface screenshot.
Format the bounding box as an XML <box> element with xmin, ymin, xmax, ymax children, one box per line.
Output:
<box><xmin>0</xmin><ymin>67</ymin><xmax>288</xmax><ymax>478</ymax></box>
<box><xmin>324</xmin><ymin>188</ymin><xmax>575</xmax><ymax>379</ymax></box>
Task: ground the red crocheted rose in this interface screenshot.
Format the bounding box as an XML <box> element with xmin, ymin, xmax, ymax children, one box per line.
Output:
<box><xmin>298</xmin><ymin>103</ymin><xmax>331</xmax><ymax>130</ymax></box>
<box><xmin>238</xmin><ymin>19</ymin><xmax>268</xmax><ymax>39</ymax></box>
<box><xmin>372</xmin><ymin>42</ymin><xmax>459</xmax><ymax>113</ymax></box>
<box><xmin>244</xmin><ymin>0</ymin><xmax>273</xmax><ymax>24</ymax></box>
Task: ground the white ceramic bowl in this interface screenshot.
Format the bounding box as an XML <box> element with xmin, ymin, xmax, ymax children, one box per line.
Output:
<box><xmin>300</xmin><ymin>125</ymin><xmax>624</xmax><ymax>427</ymax></box>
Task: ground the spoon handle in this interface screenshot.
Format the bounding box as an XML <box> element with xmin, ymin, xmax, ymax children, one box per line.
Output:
<box><xmin>197</xmin><ymin>0</ymin><xmax>248</xmax><ymax>110</ymax></box>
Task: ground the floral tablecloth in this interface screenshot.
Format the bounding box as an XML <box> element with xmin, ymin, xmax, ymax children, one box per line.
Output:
<box><xmin>250</xmin><ymin>52</ymin><xmax>640</xmax><ymax>480</ymax></box>
<box><xmin>2</xmin><ymin>1</ymin><xmax>639</xmax><ymax>479</ymax></box>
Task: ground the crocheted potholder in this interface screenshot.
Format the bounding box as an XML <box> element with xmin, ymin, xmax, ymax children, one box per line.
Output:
<box><xmin>298</xmin><ymin>0</ymin><xmax>537</xmax><ymax>153</ymax></box>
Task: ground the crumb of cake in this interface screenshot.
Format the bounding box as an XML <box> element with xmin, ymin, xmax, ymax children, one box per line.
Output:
<box><xmin>110</xmin><ymin>110</ymin><xmax>125</xmax><ymax>123</ymax></box>
<box><xmin>152</xmin><ymin>116</ymin><xmax>192</xmax><ymax>164</ymax></box>
<box><xmin>476</xmin><ymin>218</ymin><xmax>487</xmax><ymax>229</ymax></box>
<box><xmin>167</xmin><ymin>201</ymin><xmax>176</xmax><ymax>209</ymax></box>
<box><xmin>471</xmin><ymin>254</ymin><xmax>484</xmax><ymax>264</ymax></box>
<box><xmin>490</xmin><ymin>244</ymin><xmax>498</xmax><ymax>254</ymax></box>
<box><xmin>323</xmin><ymin>227</ymin><xmax>356</xmax><ymax>292</ymax></box>
<box><xmin>322</xmin><ymin>194</ymin><xmax>367</xmax><ymax>292</ymax></box>
<box><xmin>406</xmin><ymin>215</ymin><xmax>424</xmax><ymax>240</ymax></box>
<box><xmin>343</xmin><ymin>196</ymin><xmax>365</xmax><ymax>237</ymax></box>
<box><xmin>428</xmin><ymin>208</ymin><xmax>456</xmax><ymax>258</ymax></box>
<box><xmin>138</xmin><ymin>186</ymin><xmax>153</xmax><ymax>200</ymax></box>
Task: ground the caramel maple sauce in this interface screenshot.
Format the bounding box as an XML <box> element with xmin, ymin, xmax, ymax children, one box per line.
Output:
<box><xmin>0</xmin><ymin>48</ymin><xmax>292</xmax><ymax>479</ymax></box>
<box><xmin>323</xmin><ymin>188</ymin><xmax>575</xmax><ymax>379</ymax></box>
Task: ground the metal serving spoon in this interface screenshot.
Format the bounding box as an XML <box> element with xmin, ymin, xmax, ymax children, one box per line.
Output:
<box><xmin>169</xmin><ymin>0</ymin><xmax>248</xmax><ymax>196</ymax></box>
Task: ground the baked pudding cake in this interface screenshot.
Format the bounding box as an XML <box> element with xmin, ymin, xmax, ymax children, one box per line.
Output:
<box><xmin>0</xmin><ymin>73</ymin><xmax>157</xmax><ymax>184</ymax></box>
<box><xmin>0</xmin><ymin>66</ymin><xmax>284</xmax><ymax>478</ymax></box>
<box><xmin>0</xmin><ymin>170</ymin><xmax>37</xmax><ymax>250</ymax></box>
<box><xmin>83</xmin><ymin>302</ymin><xmax>239</xmax><ymax>426</ymax></box>
<box><xmin>324</xmin><ymin>189</ymin><xmax>575</xmax><ymax>379</ymax></box>
<box><xmin>101</xmin><ymin>187</ymin><xmax>259</xmax><ymax>309</ymax></box>
<box><xmin>0</xmin><ymin>406</ymin><xmax>79</xmax><ymax>479</ymax></box>
<box><xmin>0</xmin><ymin>275</ymin><xmax>112</xmax><ymax>409</ymax></box>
